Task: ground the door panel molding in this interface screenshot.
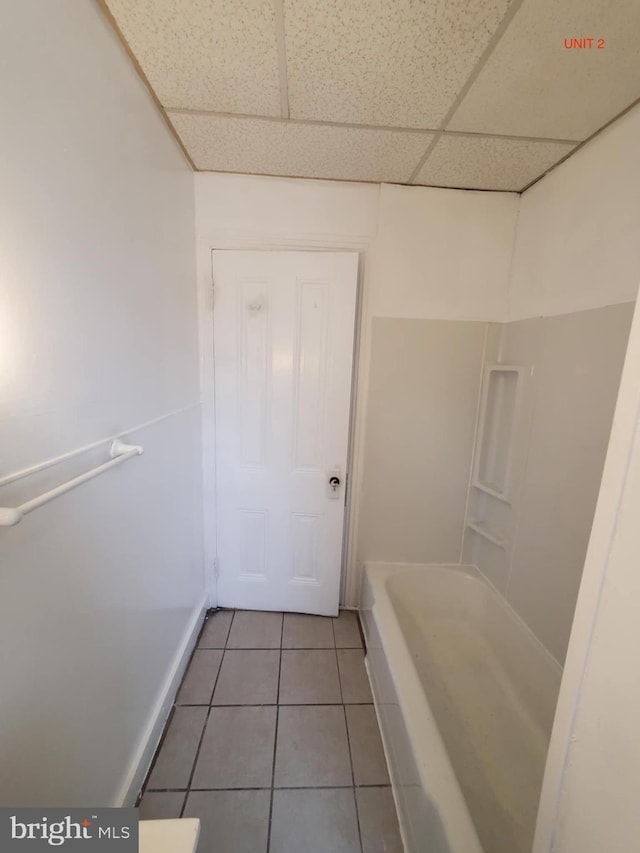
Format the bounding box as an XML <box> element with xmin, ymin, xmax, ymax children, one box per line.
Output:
<box><xmin>197</xmin><ymin>233</ymin><xmax>371</xmax><ymax>610</ymax></box>
<box><xmin>212</xmin><ymin>250</ymin><xmax>359</xmax><ymax>615</ymax></box>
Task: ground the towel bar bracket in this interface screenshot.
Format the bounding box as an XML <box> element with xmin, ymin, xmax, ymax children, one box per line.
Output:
<box><xmin>0</xmin><ymin>440</ymin><xmax>143</xmax><ymax>527</ymax></box>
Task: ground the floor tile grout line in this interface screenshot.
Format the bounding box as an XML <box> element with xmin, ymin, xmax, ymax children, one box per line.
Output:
<box><xmin>180</xmin><ymin>610</ymin><xmax>244</xmax><ymax>804</ymax></box>
<box><xmin>179</xmin><ymin>706</ymin><xmax>211</xmax><ymax>817</ymax></box>
<box><xmin>344</xmin><ymin>708</ymin><xmax>365</xmax><ymax>849</ymax></box>
<box><xmin>351</xmin><ymin>784</ymin><xmax>364</xmax><ymax>853</ymax></box>
<box><xmin>203</xmin><ymin>640</ymin><xmax>225</xmax><ymax>705</ymax></box>
<box><xmin>196</xmin><ymin>607</ymin><xmax>232</xmax><ymax>650</ymax></box>
<box><xmin>349</xmin><ymin>612</ymin><xmax>371</xmax><ymax>850</ymax></box>
<box><xmin>137</xmin><ymin>704</ymin><xmax>177</xmax><ymax>805</ymax></box>
<box><xmin>146</xmin><ymin>783</ymin><xmax>394</xmax><ymax>793</ymax></box>
<box><xmin>265</xmin><ymin>612</ymin><xmax>284</xmax><ymax>853</ymax></box>
<box><xmin>224</xmin><ymin>609</ymin><xmax>237</xmax><ymax>651</ymax></box>
<box><xmin>332</xmin><ymin>620</ymin><xmax>344</xmax><ymax>704</ymax></box>
<box><xmin>139</xmin><ymin>608</ymin><xmax>218</xmax><ymax>804</ymax></box>
<box><xmin>341</xmin><ymin>689</ymin><xmax>365</xmax><ymax>850</ymax></box>
<box><xmin>222</xmin><ymin>608</ymin><xmax>234</xmax><ymax>647</ymax></box>
<box><xmin>333</xmin><ymin>620</ymin><xmax>364</xmax><ymax>852</ymax></box>
<box><xmin>177</xmin><ymin>701</ymin><xmax>375</xmax><ymax>708</ymax></box>
<box><xmin>219</xmin><ymin>644</ymin><xmax>365</xmax><ymax>650</ymax></box>
<box><xmin>176</xmin><ymin>610</ymin><xmax>238</xmax><ymax>806</ymax></box>
<box><xmin>179</xmin><ymin>625</ymin><xmax>229</xmax><ymax>817</ymax></box>
<box><xmin>177</xmin><ymin>790</ymin><xmax>187</xmax><ymax>817</ymax></box>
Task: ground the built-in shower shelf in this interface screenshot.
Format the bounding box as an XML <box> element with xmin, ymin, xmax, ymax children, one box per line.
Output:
<box><xmin>473</xmin><ymin>481</ymin><xmax>511</xmax><ymax>504</ymax></box>
<box><xmin>473</xmin><ymin>365</ymin><xmax>524</xmax><ymax>502</ymax></box>
<box><xmin>466</xmin><ymin>520</ymin><xmax>508</xmax><ymax>549</ymax></box>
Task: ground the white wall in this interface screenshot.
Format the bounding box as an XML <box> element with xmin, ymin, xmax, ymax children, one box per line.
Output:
<box><xmin>509</xmin><ymin>103</ymin><xmax>640</xmax><ymax>321</ymax></box>
<box><xmin>195</xmin><ymin>171</ymin><xmax>379</xmax><ymax>242</ymax></box>
<box><xmin>194</xmin><ymin>174</ymin><xmax>519</xmax><ymax>602</ymax></box>
<box><xmin>370</xmin><ymin>184</ymin><xmax>517</xmax><ymax>322</ymax></box>
<box><xmin>0</xmin><ymin>0</ymin><xmax>205</xmax><ymax>806</ymax></box>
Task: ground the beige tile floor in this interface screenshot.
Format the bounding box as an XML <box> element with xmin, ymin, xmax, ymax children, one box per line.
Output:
<box><xmin>138</xmin><ymin>609</ymin><xmax>403</xmax><ymax>853</ymax></box>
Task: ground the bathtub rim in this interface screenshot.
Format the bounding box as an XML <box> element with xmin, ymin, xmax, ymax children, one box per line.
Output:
<box><xmin>362</xmin><ymin>560</ymin><xmax>562</xmax><ymax>853</ymax></box>
<box><xmin>363</xmin><ymin>561</ymin><xmax>484</xmax><ymax>853</ymax></box>
<box><xmin>368</xmin><ymin>560</ymin><xmax>563</xmax><ymax>673</ymax></box>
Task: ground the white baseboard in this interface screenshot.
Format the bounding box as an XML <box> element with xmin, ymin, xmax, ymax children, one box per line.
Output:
<box><xmin>112</xmin><ymin>593</ymin><xmax>208</xmax><ymax>807</ymax></box>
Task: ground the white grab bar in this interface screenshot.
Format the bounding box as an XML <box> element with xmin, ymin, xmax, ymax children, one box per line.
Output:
<box><xmin>0</xmin><ymin>439</ymin><xmax>143</xmax><ymax>527</ymax></box>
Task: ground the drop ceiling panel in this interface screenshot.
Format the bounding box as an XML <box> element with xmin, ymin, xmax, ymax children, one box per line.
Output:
<box><xmin>415</xmin><ymin>135</ymin><xmax>575</xmax><ymax>191</ymax></box>
<box><xmin>104</xmin><ymin>0</ymin><xmax>282</xmax><ymax>115</ymax></box>
<box><xmin>283</xmin><ymin>0</ymin><xmax>514</xmax><ymax>128</ymax></box>
<box><xmin>448</xmin><ymin>0</ymin><xmax>640</xmax><ymax>140</ymax></box>
<box><xmin>169</xmin><ymin>113</ymin><xmax>432</xmax><ymax>182</ymax></box>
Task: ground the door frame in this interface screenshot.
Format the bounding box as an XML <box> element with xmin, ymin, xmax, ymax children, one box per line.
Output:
<box><xmin>197</xmin><ymin>233</ymin><xmax>373</xmax><ymax>609</ymax></box>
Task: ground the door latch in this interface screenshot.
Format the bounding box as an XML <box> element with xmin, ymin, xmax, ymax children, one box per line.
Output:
<box><xmin>327</xmin><ymin>469</ymin><xmax>342</xmax><ymax>499</ymax></box>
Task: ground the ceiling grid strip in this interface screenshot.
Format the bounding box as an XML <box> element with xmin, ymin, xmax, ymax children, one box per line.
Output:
<box><xmin>273</xmin><ymin>0</ymin><xmax>291</xmax><ymax>119</ymax></box>
<box><xmin>407</xmin><ymin>0</ymin><xmax>529</xmax><ymax>184</ymax></box>
<box><xmin>166</xmin><ymin>107</ymin><xmax>580</xmax><ymax>146</ymax></box>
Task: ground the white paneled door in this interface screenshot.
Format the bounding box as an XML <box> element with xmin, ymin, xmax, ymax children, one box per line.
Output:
<box><xmin>213</xmin><ymin>251</ymin><xmax>359</xmax><ymax>615</ymax></box>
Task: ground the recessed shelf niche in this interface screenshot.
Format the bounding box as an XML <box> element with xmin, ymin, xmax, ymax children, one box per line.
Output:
<box><xmin>472</xmin><ymin>365</ymin><xmax>523</xmax><ymax>503</ymax></box>
<box><xmin>466</xmin><ymin>519</ymin><xmax>507</xmax><ymax>549</ymax></box>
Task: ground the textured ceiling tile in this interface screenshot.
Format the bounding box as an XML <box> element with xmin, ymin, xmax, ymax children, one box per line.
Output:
<box><xmin>415</xmin><ymin>135</ymin><xmax>575</xmax><ymax>191</ymax></box>
<box><xmin>105</xmin><ymin>0</ymin><xmax>281</xmax><ymax>115</ymax></box>
<box><xmin>168</xmin><ymin>113</ymin><xmax>431</xmax><ymax>182</ymax></box>
<box><xmin>283</xmin><ymin>0</ymin><xmax>513</xmax><ymax>128</ymax></box>
<box><xmin>448</xmin><ymin>0</ymin><xmax>640</xmax><ymax>140</ymax></box>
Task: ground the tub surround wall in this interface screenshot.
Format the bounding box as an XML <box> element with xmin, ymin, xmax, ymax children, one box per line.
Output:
<box><xmin>0</xmin><ymin>1</ymin><xmax>205</xmax><ymax>806</ymax></box>
<box><xmin>534</xmin><ymin>296</ymin><xmax>640</xmax><ymax>853</ymax></box>
<box><xmin>359</xmin><ymin>318</ymin><xmax>488</xmax><ymax>564</ymax></box>
<box><xmin>464</xmin><ymin>305</ymin><xmax>634</xmax><ymax>662</ymax></box>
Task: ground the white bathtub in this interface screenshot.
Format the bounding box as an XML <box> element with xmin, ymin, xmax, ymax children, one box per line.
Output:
<box><xmin>361</xmin><ymin>563</ymin><xmax>561</xmax><ymax>853</ymax></box>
